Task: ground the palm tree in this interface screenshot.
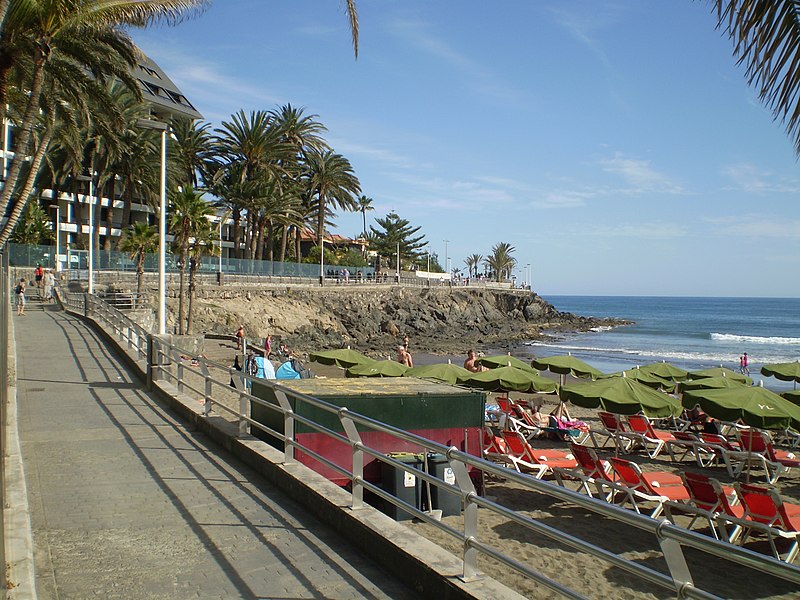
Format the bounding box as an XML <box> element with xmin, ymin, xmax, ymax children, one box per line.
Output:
<box><xmin>0</xmin><ymin>0</ymin><xmax>209</xmax><ymax>247</ymax></box>
<box><xmin>170</xmin><ymin>116</ymin><xmax>214</xmax><ymax>189</ymax></box>
<box><xmin>356</xmin><ymin>195</ymin><xmax>374</xmax><ymax>238</ymax></box>
<box><xmin>302</xmin><ymin>148</ymin><xmax>361</xmax><ymax>245</ymax></box>
<box><xmin>484</xmin><ymin>242</ymin><xmax>516</xmax><ymax>282</ymax></box>
<box><xmin>120</xmin><ymin>222</ymin><xmax>158</xmax><ymax>295</ymax></box>
<box><xmin>168</xmin><ymin>186</ymin><xmax>214</xmax><ymax>334</ymax></box>
<box><xmin>464</xmin><ymin>254</ymin><xmax>483</xmax><ymax>278</ymax></box>
<box><xmin>186</xmin><ymin>220</ymin><xmax>217</xmax><ymax>334</ymax></box>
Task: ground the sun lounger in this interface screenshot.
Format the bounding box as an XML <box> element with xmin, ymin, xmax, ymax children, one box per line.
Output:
<box><xmin>626</xmin><ymin>414</ymin><xmax>678</xmax><ymax>458</ymax></box>
<box><xmin>589</xmin><ymin>411</ymin><xmax>637</xmax><ymax>452</ymax></box>
<box><xmin>500</xmin><ymin>431</ymin><xmax>578</xmax><ymax>478</ymax></box>
<box><xmin>663</xmin><ymin>472</ymin><xmax>738</xmax><ymax>540</ymax></box>
<box><xmin>607</xmin><ymin>457</ymin><xmax>689</xmax><ymax>518</ymax></box>
<box><xmin>733</xmin><ymin>482</ymin><xmax>800</xmax><ymax>562</ymax></box>
<box><xmin>733</xmin><ymin>430</ymin><xmax>800</xmax><ymax>484</ymax></box>
<box><xmin>665</xmin><ymin>430</ymin><xmax>701</xmax><ymax>463</ymax></box>
<box><xmin>552</xmin><ymin>443</ymin><xmax>615</xmax><ymax>499</ymax></box>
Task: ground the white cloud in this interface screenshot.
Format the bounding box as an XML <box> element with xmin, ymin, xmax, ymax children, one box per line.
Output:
<box><xmin>599</xmin><ymin>153</ymin><xmax>683</xmax><ymax>194</ymax></box>
<box><xmin>568</xmin><ymin>222</ymin><xmax>688</xmax><ymax>239</ymax></box>
<box><xmin>705</xmin><ymin>215</ymin><xmax>800</xmax><ymax>239</ymax></box>
<box><xmin>720</xmin><ymin>162</ymin><xmax>800</xmax><ymax>194</ymax></box>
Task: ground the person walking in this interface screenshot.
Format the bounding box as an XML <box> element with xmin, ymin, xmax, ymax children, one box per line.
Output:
<box><xmin>15</xmin><ymin>278</ymin><xmax>26</xmax><ymax>316</ymax></box>
<box><xmin>43</xmin><ymin>269</ymin><xmax>55</xmax><ymax>302</ymax></box>
<box><xmin>741</xmin><ymin>352</ymin><xmax>750</xmax><ymax>376</ymax></box>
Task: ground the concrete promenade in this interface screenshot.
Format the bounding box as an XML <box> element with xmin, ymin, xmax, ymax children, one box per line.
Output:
<box><xmin>11</xmin><ymin>300</ymin><xmax>415</xmax><ymax>599</ymax></box>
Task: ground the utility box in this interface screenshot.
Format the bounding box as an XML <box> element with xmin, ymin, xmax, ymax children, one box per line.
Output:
<box><xmin>381</xmin><ymin>453</ymin><xmax>423</xmax><ymax>521</ymax></box>
<box><xmin>250</xmin><ymin>378</ymin><xmax>485</xmax><ymax>486</ymax></box>
<box><xmin>425</xmin><ymin>453</ymin><xmax>462</xmax><ymax>517</ymax></box>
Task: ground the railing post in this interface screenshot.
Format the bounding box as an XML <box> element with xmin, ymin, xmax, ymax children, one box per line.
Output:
<box><xmin>655</xmin><ymin>520</ymin><xmax>693</xmax><ymax>597</ymax></box>
<box><xmin>273</xmin><ymin>389</ymin><xmax>295</xmax><ymax>464</ymax></box>
<box><xmin>446</xmin><ymin>447</ymin><xmax>481</xmax><ymax>582</ymax></box>
<box><xmin>83</xmin><ymin>293</ymin><xmax>89</xmax><ymax>318</ymax></box>
<box><xmin>238</xmin><ymin>391</ymin><xmax>249</xmax><ymax>437</ymax></box>
<box><xmin>146</xmin><ymin>334</ymin><xmax>157</xmax><ymax>390</ymax></box>
<box><xmin>200</xmin><ymin>359</ymin><xmax>212</xmax><ymax>416</ymax></box>
<box><xmin>174</xmin><ymin>348</ymin><xmax>184</xmax><ymax>393</ymax></box>
<box><xmin>339</xmin><ymin>408</ymin><xmax>364</xmax><ymax>509</ymax></box>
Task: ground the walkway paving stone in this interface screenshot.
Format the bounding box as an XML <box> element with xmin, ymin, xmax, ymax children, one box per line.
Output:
<box><xmin>14</xmin><ymin>303</ymin><xmax>415</xmax><ymax>599</ymax></box>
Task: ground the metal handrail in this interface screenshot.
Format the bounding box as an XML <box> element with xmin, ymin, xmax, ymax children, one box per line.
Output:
<box><xmin>65</xmin><ymin>292</ymin><xmax>800</xmax><ymax>599</ymax></box>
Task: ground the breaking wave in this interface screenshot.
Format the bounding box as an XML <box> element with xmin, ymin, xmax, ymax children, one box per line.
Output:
<box><xmin>710</xmin><ymin>333</ymin><xmax>800</xmax><ymax>346</ymax></box>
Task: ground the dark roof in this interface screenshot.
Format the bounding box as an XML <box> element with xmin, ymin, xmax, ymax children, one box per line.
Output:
<box><xmin>133</xmin><ymin>55</ymin><xmax>203</xmax><ymax>120</ymax></box>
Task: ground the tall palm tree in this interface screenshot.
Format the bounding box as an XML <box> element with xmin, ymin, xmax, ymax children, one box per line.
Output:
<box><xmin>356</xmin><ymin>195</ymin><xmax>374</xmax><ymax>238</ymax></box>
<box><xmin>186</xmin><ymin>220</ymin><xmax>216</xmax><ymax>334</ymax></box>
<box><xmin>464</xmin><ymin>253</ymin><xmax>483</xmax><ymax>278</ymax></box>
<box><xmin>168</xmin><ymin>186</ymin><xmax>213</xmax><ymax>334</ymax></box>
<box><xmin>484</xmin><ymin>242</ymin><xmax>516</xmax><ymax>282</ymax></box>
<box><xmin>119</xmin><ymin>221</ymin><xmax>157</xmax><ymax>295</ymax></box>
<box><xmin>302</xmin><ymin>148</ymin><xmax>361</xmax><ymax>245</ymax></box>
<box><xmin>0</xmin><ymin>0</ymin><xmax>209</xmax><ymax>247</ymax></box>
<box><xmin>170</xmin><ymin>116</ymin><xmax>214</xmax><ymax>189</ymax></box>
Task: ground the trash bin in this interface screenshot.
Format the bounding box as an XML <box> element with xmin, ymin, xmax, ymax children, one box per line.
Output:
<box><xmin>425</xmin><ymin>453</ymin><xmax>462</xmax><ymax>517</ymax></box>
<box><xmin>381</xmin><ymin>452</ymin><xmax>422</xmax><ymax>521</ymax></box>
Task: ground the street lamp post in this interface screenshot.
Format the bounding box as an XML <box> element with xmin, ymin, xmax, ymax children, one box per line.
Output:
<box><xmin>75</xmin><ymin>174</ymin><xmax>94</xmax><ymax>294</ymax></box>
<box><xmin>443</xmin><ymin>239</ymin><xmax>449</xmax><ymax>273</ymax></box>
<box><xmin>49</xmin><ymin>203</ymin><xmax>60</xmax><ymax>272</ymax></box>
<box><xmin>136</xmin><ymin>118</ymin><xmax>168</xmax><ymax>335</ymax></box>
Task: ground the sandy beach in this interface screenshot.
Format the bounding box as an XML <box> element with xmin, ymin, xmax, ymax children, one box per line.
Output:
<box><xmin>190</xmin><ymin>338</ymin><xmax>800</xmax><ymax>599</ymax></box>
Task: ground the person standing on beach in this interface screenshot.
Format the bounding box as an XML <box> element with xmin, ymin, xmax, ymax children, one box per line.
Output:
<box><xmin>264</xmin><ymin>334</ymin><xmax>272</xmax><ymax>358</ymax></box>
<box><xmin>741</xmin><ymin>352</ymin><xmax>750</xmax><ymax>376</ymax></box>
<box><xmin>396</xmin><ymin>345</ymin><xmax>413</xmax><ymax>368</ymax></box>
<box><xmin>43</xmin><ymin>269</ymin><xmax>55</xmax><ymax>302</ymax></box>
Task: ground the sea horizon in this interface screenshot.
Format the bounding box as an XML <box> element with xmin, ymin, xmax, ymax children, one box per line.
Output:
<box><xmin>518</xmin><ymin>295</ymin><xmax>800</xmax><ymax>393</ymax></box>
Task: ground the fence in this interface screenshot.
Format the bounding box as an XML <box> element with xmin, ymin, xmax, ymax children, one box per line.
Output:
<box><xmin>8</xmin><ymin>243</ymin><xmax>375</xmax><ymax>279</ymax></box>
<box><xmin>53</xmin><ymin>288</ymin><xmax>800</xmax><ymax>599</ymax></box>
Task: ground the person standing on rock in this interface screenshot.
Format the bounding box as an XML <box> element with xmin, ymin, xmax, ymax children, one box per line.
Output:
<box><xmin>396</xmin><ymin>345</ymin><xmax>413</xmax><ymax>368</ymax></box>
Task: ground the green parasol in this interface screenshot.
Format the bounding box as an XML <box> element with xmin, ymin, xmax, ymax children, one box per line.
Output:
<box><xmin>682</xmin><ymin>386</ymin><xmax>800</xmax><ymax>431</ymax></box>
<box><xmin>601</xmin><ymin>369</ymin><xmax>676</xmax><ymax>393</ymax></box>
<box><xmin>679</xmin><ymin>376</ymin><xmax>748</xmax><ymax>392</ymax></box>
<box><xmin>476</xmin><ymin>354</ymin><xmax>540</xmax><ymax>374</ymax></box>
<box><xmin>687</xmin><ymin>367</ymin><xmax>753</xmax><ymax>385</ymax></box>
<box><xmin>559</xmin><ymin>377</ymin><xmax>681</xmax><ymax>418</ymax></box>
<box><xmin>346</xmin><ymin>360</ymin><xmax>408</xmax><ymax>378</ymax></box>
<box><xmin>457</xmin><ymin>365</ymin><xmax>557</xmax><ymax>394</ymax></box>
<box><xmin>637</xmin><ymin>362</ymin><xmax>689</xmax><ymax>381</ymax></box>
<box><xmin>530</xmin><ymin>354</ymin><xmax>604</xmax><ymax>382</ymax></box>
<box><xmin>404</xmin><ymin>361</ymin><xmax>471</xmax><ymax>385</ymax></box>
<box><xmin>761</xmin><ymin>362</ymin><xmax>800</xmax><ymax>390</ymax></box>
<box><xmin>783</xmin><ymin>390</ymin><xmax>800</xmax><ymax>406</ymax></box>
<box><xmin>308</xmin><ymin>348</ymin><xmax>374</xmax><ymax>369</ymax></box>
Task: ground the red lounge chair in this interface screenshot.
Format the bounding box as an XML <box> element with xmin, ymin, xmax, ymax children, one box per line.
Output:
<box><xmin>590</xmin><ymin>411</ymin><xmax>636</xmax><ymax>452</ymax></box>
<box><xmin>626</xmin><ymin>414</ymin><xmax>677</xmax><ymax>458</ymax></box>
<box><xmin>664</xmin><ymin>472</ymin><xmax>738</xmax><ymax>539</ymax></box>
<box><xmin>608</xmin><ymin>457</ymin><xmax>689</xmax><ymax>518</ymax></box>
<box><xmin>552</xmin><ymin>443</ymin><xmax>616</xmax><ymax>499</ymax></box>
<box><xmin>735</xmin><ymin>430</ymin><xmax>800</xmax><ymax>484</ymax></box>
<box><xmin>665</xmin><ymin>430</ymin><xmax>700</xmax><ymax>463</ymax></box>
<box><xmin>500</xmin><ymin>431</ymin><xmax>578</xmax><ymax>478</ymax></box>
<box><xmin>734</xmin><ymin>482</ymin><xmax>800</xmax><ymax>562</ymax></box>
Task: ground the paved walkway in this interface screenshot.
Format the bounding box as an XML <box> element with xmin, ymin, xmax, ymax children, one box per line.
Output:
<box><xmin>13</xmin><ymin>301</ymin><xmax>415</xmax><ymax>599</ymax></box>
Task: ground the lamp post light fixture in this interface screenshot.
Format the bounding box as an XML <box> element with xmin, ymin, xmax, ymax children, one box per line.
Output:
<box><xmin>49</xmin><ymin>203</ymin><xmax>60</xmax><ymax>272</ymax></box>
<box><xmin>75</xmin><ymin>174</ymin><xmax>94</xmax><ymax>294</ymax></box>
<box><xmin>136</xmin><ymin>118</ymin><xmax>168</xmax><ymax>335</ymax></box>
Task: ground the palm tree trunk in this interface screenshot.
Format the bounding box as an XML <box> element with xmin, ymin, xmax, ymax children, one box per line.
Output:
<box><xmin>0</xmin><ymin>110</ymin><xmax>55</xmax><ymax>245</ymax></box>
<box><xmin>178</xmin><ymin>250</ymin><xmax>187</xmax><ymax>335</ymax></box>
<box><xmin>266</xmin><ymin>219</ymin><xmax>274</xmax><ymax>262</ymax></box>
<box><xmin>117</xmin><ymin>179</ymin><xmax>133</xmax><ymax>249</ymax></box>
<box><xmin>232</xmin><ymin>208</ymin><xmax>241</xmax><ymax>258</ymax></box>
<box><xmin>278</xmin><ymin>224</ymin><xmax>288</xmax><ymax>262</ymax></box>
<box><xmin>295</xmin><ymin>226</ymin><xmax>301</xmax><ymax>263</ymax></box>
<box><xmin>186</xmin><ymin>263</ymin><xmax>197</xmax><ymax>334</ymax></box>
<box><xmin>0</xmin><ymin>53</ymin><xmax>47</xmax><ymax>227</ymax></box>
<box><xmin>103</xmin><ymin>175</ymin><xmax>115</xmax><ymax>252</ymax></box>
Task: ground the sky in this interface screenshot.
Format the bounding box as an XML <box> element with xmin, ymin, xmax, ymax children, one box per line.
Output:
<box><xmin>134</xmin><ymin>1</ymin><xmax>800</xmax><ymax>298</ymax></box>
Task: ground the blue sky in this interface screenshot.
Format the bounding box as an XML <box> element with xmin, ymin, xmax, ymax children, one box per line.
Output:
<box><xmin>134</xmin><ymin>1</ymin><xmax>800</xmax><ymax>297</ymax></box>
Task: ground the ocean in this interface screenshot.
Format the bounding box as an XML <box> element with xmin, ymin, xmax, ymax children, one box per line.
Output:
<box><xmin>518</xmin><ymin>296</ymin><xmax>800</xmax><ymax>392</ymax></box>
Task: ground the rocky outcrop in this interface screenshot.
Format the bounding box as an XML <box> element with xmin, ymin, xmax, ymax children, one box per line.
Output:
<box><xmin>183</xmin><ymin>285</ymin><xmax>626</xmax><ymax>354</ymax></box>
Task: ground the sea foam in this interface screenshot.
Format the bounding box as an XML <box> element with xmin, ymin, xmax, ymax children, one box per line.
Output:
<box><xmin>710</xmin><ymin>333</ymin><xmax>800</xmax><ymax>345</ymax></box>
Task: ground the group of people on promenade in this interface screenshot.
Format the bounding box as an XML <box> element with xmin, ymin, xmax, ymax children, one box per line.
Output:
<box><xmin>14</xmin><ymin>264</ymin><xmax>56</xmax><ymax>315</ymax></box>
